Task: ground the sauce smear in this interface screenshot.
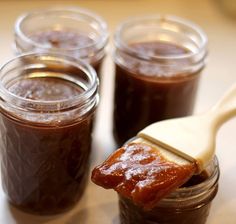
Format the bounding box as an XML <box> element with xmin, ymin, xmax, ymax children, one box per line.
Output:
<box><xmin>92</xmin><ymin>143</ymin><xmax>196</xmax><ymax>209</ymax></box>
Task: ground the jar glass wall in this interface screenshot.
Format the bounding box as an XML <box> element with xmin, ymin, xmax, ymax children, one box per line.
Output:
<box><xmin>14</xmin><ymin>7</ymin><xmax>109</xmax><ymax>77</ymax></box>
<box><xmin>113</xmin><ymin>15</ymin><xmax>207</xmax><ymax>146</ymax></box>
<box><xmin>0</xmin><ymin>53</ymin><xmax>99</xmax><ymax>215</ymax></box>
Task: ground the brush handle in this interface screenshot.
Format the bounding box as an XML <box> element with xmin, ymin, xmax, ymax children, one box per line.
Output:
<box><xmin>139</xmin><ymin>84</ymin><xmax>236</xmax><ymax>172</ymax></box>
<box><xmin>199</xmin><ymin>84</ymin><xmax>236</xmax><ymax>169</ymax></box>
<box><xmin>207</xmin><ymin>84</ymin><xmax>236</xmax><ymax>131</ymax></box>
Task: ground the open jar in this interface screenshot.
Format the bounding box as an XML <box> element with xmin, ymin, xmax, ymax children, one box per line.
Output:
<box><xmin>14</xmin><ymin>7</ymin><xmax>109</xmax><ymax>76</ymax></box>
<box><xmin>113</xmin><ymin>15</ymin><xmax>208</xmax><ymax>146</ymax></box>
<box><xmin>118</xmin><ymin>156</ymin><xmax>219</xmax><ymax>224</ymax></box>
<box><xmin>0</xmin><ymin>53</ymin><xmax>99</xmax><ymax>215</ymax></box>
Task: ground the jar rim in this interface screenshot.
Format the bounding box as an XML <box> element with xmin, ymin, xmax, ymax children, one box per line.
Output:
<box><xmin>15</xmin><ymin>7</ymin><xmax>109</xmax><ymax>53</ymax></box>
<box><xmin>114</xmin><ymin>14</ymin><xmax>208</xmax><ymax>62</ymax></box>
<box><xmin>0</xmin><ymin>52</ymin><xmax>99</xmax><ymax>112</ymax></box>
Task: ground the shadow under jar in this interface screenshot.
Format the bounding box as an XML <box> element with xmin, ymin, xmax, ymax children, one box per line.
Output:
<box><xmin>14</xmin><ymin>7</ymin><xmax>109</xmax><ymax>77</ymax></box>
<box><xmin>113</xmin><ymin>15</ymin><xmax>207</xmax><ymax>146</ymax></box>
<box><xmin>119</xmin><ymin>156</ymin><xmax>219</xmax><ymax>224</ymax></box>
<box><xmin>0</xmin><ymin>53</ymin><xmax>99</xmax><ymax>215</ymax></box>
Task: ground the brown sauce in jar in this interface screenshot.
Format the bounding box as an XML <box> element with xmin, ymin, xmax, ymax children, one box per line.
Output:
<box><xmin>30</xmin><ymin>30</ymin><xmax>102</xmax><ymax>74</ymax></box>
<box><xmin>113</xmin><ymin>41</ymin><xmax>201</xmax><ymax>146</ymax></box>
<box><xmin>92</xmin><ymin>143</ymin><xmax>196</xmax><ymax>209</ymax></box>
<box><xmin>181</xmin><ymin>170</ymin><xmax>208</xmax><ymax>187</ymax></box>
<box><xmin>0</xmin><ymin>74</ymin><xmax>94</xmax><ymax>214</ymax></box>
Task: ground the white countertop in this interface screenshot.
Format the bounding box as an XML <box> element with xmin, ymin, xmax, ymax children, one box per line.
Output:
<box><xmin>0</xmin><ymin>0</ymin><xmax>236</xmax><ymax>223</ymax></box>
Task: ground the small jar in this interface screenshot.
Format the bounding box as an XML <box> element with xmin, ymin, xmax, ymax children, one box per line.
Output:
<box><xmin>0</xmin><ymin>53</ymin><xmax>99</xmax><ymax>215</ymax></box>
<box><xmin>119</xmin><ymin>156</ymin><xmax>219</xmax><ymax>224</ymax></box>
<box><xmin>113</xmin><ymin>15</ymin><xmax>207</xmax><ymax>146</ymax></box>
<box><xmin>14</xmin><ymin>7</ymin><xmax>108</xmax><ymax>76</ymax></box>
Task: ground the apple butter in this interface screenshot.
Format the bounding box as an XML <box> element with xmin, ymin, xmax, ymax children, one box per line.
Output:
<box><xmin>0</xmin><ymin>53</ymin><xmax>99</xmax><ymax>215</ymax></box>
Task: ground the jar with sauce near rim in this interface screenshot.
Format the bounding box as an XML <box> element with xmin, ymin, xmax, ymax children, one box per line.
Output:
<box><xmin>14</xmin><ymin>7</ymin><xmax>109</xmax><ymax>77</ymax></box>
<box><xmin>119</xmin><ymin>154</ymin><xmax>219</xmax><ymax>224</ymax></box>
<box><xmin>113</xmin><ymin>15</ymin><xmax>208</xmax><ymax>146</ymax></box>
<box><xmin>0</xmin><ymin>53</ymin><xmax>99</xmax><ymax>215</ymax></box>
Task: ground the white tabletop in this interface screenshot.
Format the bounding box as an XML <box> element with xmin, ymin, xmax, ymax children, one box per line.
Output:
<box><xmin>0</xmin><ymin>0</ymin><xmax>236</xmax><ymax>223</ymax></box>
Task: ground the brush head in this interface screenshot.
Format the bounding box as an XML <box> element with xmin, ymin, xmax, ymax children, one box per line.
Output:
<box><xmin>132</xmin><ymin>137</ymin><xmax>192</xmax><ymax>167</ymax></box>
<box><xmin>138</xmin><ymin>115</ymin><xmax>215</xmax><ymax>173</ymax></box>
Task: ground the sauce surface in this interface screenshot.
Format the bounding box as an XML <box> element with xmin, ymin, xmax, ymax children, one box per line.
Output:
<box><xmin>131</xmin><ymin>41</ymin><xmax>189</xmax><ymax>57</ymax></box>
<box><xmin>120</xmin><ymin>41</ymin><xmax>191</xmax><ymax>77</ymax></box>
<box><xmin>92</xmin><ymin>143</ymin><xmax>196</xmax><ymax>209</ymax></box>
<box><xmin>30</xmin><ymin>30</ymin><xmax>103</xmax><ymax>75</ymax></box>
<box><xmin>31</xmin><ymin>30</ymin><xmax>94</xmax><ymax>49</ymax></box>
<box><xmin>8</xmin><ymin>75</ymin><xmax>83</xmax><ymax>101</ymax></box>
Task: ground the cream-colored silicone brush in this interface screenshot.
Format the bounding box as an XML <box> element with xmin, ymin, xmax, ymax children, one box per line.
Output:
<box><xmin>135</xmin><ymin>84</ymin><xmax>236</xmax><ymax>172</ymax></box>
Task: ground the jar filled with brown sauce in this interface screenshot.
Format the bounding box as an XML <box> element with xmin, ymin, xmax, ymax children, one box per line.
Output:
<box><xmin>118</xmin><ymin>156</ymin><xmax>219</xmax><ymax>224</ymax></box>
<box><xmin>0</xmin><ymin>53</ymin><xmax>99</xmax><ymax>215</ymax></box>
<box><xmin>14</xmin><ymin>7</ymin><xmax>108</xmax><ymax>77</ymax></box>
<box><xmin>113</xmin><ymin>15</ymin><xmax>207</xmax><ymax>146</ymax></box>
<box><xmin>92</xmin><ymin>140</ymin><xmax>219</xmax><ymax>224</ymax></box>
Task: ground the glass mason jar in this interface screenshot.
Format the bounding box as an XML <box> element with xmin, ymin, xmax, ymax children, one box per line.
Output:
<box><xmin>14</xmin><ymin>7</ymin><xmax>109</xmax><ymax>77</ymax></box>
<box><xmin>113</xmin><ymin>15</ymin><xmax>208</xmax><ymax>146</ymax></box>
<box><xmin>0</xmin><ymin>53</ymin><xmax>99</xmax><ymax>215</ymax></box>
<box><xmin>119</xmin><ymin>156</ymin><xmax>219</xmax><ymax>224</ymax></box>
